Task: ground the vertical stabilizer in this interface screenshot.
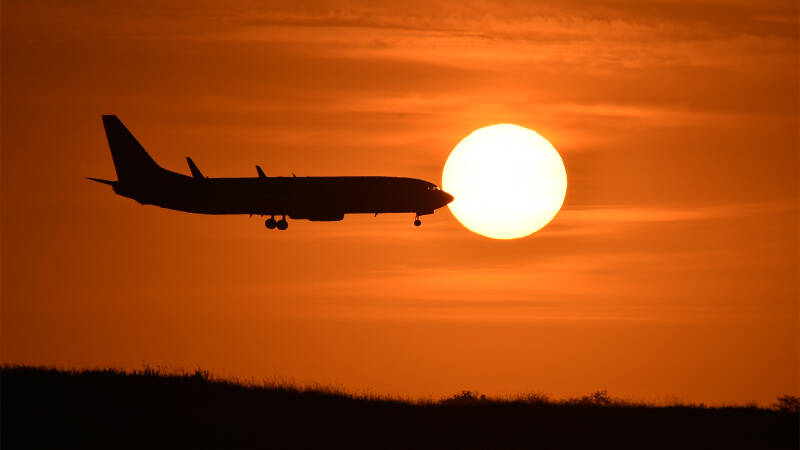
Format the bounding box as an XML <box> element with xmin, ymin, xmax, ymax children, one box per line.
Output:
<box><xmin>102</xmin><ymin>115</ymin><xmax>162</xmax><ymax>181</ymax></box>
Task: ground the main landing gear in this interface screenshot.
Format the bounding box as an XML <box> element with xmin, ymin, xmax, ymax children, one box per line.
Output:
<box><xmin>265</xmin><ymin>215</ymin><xmax>288</xmax><ymax>230</ymax></box>
<box><xmin>414</xmin><ymin>215</ymin><xmax>422</xmax><ymax>227</ymax></box>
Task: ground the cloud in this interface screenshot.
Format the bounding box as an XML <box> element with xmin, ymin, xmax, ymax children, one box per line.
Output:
<box><xmin>559</xmin><ymin>202</ymin><xmax>794</xmax><ymax>224</ymax></box>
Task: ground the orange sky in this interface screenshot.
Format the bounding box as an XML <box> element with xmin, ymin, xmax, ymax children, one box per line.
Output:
<box><xmin>2</xmin><ymin>0</ymin><xmax>798</xmax><ymax>405</ymax></box>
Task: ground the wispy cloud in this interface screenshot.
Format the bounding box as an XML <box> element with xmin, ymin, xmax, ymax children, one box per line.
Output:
<box><xmin>558</xmin><ymin>202</ymin><xmax>795</xmax><ymax>224</ymax></box>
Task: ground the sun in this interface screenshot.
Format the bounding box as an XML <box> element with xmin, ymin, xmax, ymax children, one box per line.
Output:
<box><xmin>442</xmin><ymin>124</ymin><xmax>567</xmax><ymax>239</ymax></box>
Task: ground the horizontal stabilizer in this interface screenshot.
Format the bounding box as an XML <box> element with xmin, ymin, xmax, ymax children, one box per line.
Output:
<box><xmin>87</xmin><ymin>177</ymin><xmax>115</xmax><ymax>186</ymax></box>
<box><xmin>256</xmin><ymin>165</ymin><xmax>267</xmax><ymax>178</ymax></box>
<box><xmin>186</xmin><ymin>157</ymin><xmax>205</xmax><ymax>179</ymax></box>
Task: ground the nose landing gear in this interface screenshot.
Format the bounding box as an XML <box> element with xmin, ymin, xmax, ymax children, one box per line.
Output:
<box><xmin>264</xmin><ymin>215</ymin><xmax>289</xmax><ymax>230</ymax></box>
<box><xmin>414</xmin><ymin>215</ymin><xmax>422</xmax><ymax>227</ymax></box>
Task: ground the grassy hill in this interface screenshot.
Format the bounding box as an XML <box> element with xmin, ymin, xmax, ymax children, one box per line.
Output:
<box><xmin>2</xmin><ymin>366</ymin><xmax>797</xmax><ymax>449</ymax></box>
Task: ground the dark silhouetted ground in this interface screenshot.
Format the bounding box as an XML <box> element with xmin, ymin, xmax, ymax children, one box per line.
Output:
<box><xmin>2</xmin><ymin>366</ymin><xmax>797</xmax><ymax>449</ymax></box>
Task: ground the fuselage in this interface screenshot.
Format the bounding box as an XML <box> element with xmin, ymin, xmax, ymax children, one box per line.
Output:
<box><xmin>114</xmin><ymin>169</ymin><xmax>453</xmax><ymax>221</ymax></box>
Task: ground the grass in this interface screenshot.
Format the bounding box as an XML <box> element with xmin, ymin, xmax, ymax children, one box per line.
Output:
<box><xmin>2</xmin><ymin>365</ymin><xmax>797</xmax><ymax>449</ymax></box>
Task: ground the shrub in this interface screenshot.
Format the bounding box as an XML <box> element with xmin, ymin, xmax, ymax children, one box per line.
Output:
<box><xmin>773</xmin><ymin>395</ymin><xmax>800</xmax><ymax>413</ymax></box>
<box><xmin>442</xmin><ymin>390</ymin><xmax>487</xmax><ymax>404</ymax></box>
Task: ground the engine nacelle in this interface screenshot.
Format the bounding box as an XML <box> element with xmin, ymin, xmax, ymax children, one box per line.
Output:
<box><xmin>290</xmin><ymin>212</ymin><xmax>345</xmax><ymax>221</ymax></box>
<box><xmin>307</xmin><ymin>214</ymin><xmax>345</xmax><ymax>221</ymax></box>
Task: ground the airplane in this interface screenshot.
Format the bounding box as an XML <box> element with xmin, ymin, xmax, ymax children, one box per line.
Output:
<box><xmin>88</xmin><ymin>115</ymin><xmax>454</xmax><ymax>230</ymax></box>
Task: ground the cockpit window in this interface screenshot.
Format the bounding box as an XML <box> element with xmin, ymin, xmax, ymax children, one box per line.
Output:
<box><xmin>426</xmin><ymin>186</ymin><xmax>441</xmax><ymax>191</ymax></box>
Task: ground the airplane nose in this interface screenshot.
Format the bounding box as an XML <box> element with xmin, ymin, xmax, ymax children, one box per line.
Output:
<box><xmin>441</xmin><ymin>191</ymin><xmax>454</xmax><ymax>206</ymax></box>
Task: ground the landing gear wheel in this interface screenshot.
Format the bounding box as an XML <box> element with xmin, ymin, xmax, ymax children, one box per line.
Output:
<box><xmin>277</xmin><ymin>216</ymin><xmax>289</xmax><ymax>230</ymax></box>
<box><xmin>265</xmin><ymin>217</ymin><xmax>277</xmax><ymax>229</ymax></box>
<box><xmin>414</xmin><ymin>218</ymin><xmax>422</xmax><ymax>227</ymax></box>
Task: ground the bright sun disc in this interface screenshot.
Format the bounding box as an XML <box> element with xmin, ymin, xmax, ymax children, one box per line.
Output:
<box><xmin>442</xmin><ymin>124</ymin><xmax>567</xmax><ymax>239</ymax></box>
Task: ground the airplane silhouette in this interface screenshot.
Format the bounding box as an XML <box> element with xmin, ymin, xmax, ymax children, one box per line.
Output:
<box><xmin>88</xmin><ymin>116</ymin><xmax>454</xmax><ymax>230</ymax></box>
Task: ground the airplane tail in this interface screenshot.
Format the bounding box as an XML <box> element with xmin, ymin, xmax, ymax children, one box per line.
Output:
<box><xmin>101</xmin><ymin>115</ymin><xmax>162</xmax><ymax>181</ymax></box>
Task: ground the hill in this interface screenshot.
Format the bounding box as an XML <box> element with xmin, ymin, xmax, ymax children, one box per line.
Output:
<box><xmin>2</xmin><ymin>366</ymin><xmax>797</xmax><ymax>449</ymax></box>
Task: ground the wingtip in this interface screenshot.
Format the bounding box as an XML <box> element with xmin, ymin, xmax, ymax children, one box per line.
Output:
<box><xmin>186</xmin><ymin>157</ymin><xmax>205</xmax><ymax>179</ymax></box>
